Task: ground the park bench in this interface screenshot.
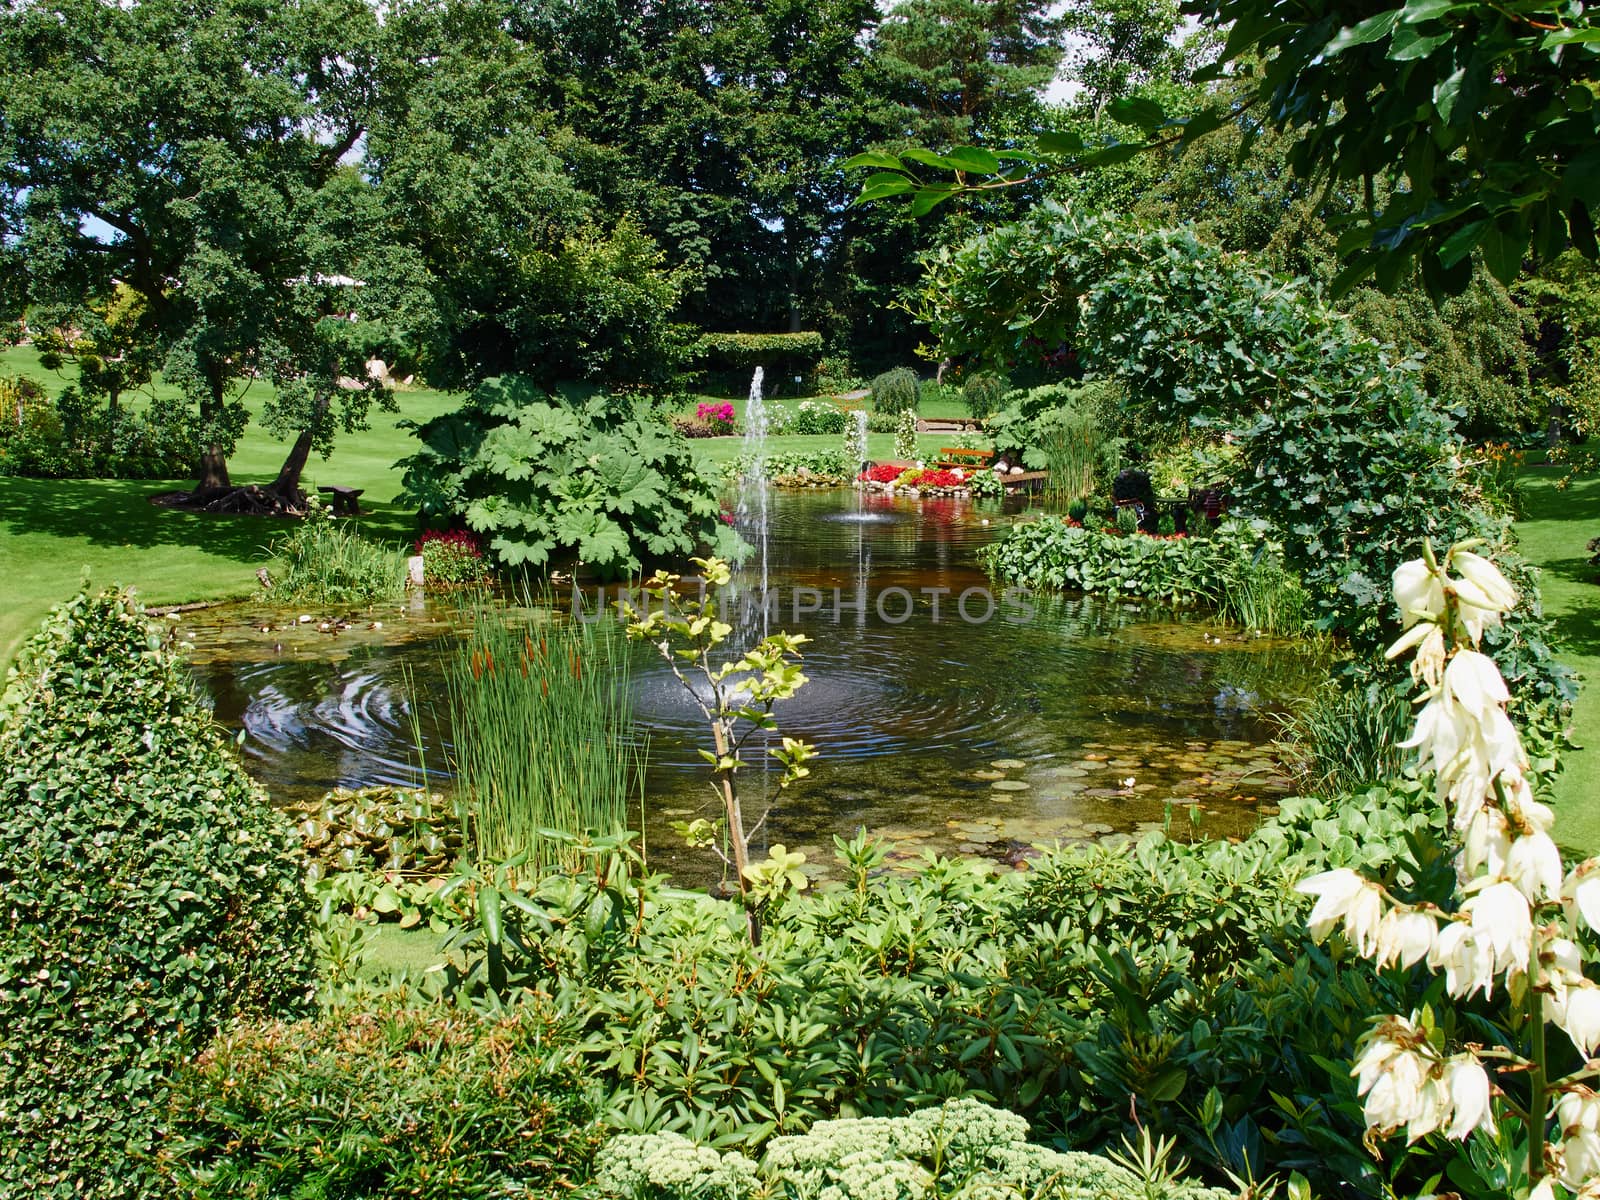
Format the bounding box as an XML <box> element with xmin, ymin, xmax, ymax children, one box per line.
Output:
<box><xmin>318</xmin><ymin>485</ymin><xmax>365</xmax><ymax>516</ymax></box>
<box><xmin>934</xmin><ymin>447</ymin><xmax>995</xmax><ymax>470</ymax></box>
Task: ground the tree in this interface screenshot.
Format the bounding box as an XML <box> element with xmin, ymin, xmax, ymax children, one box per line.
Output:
<box><xmin>874</xmin><ymin>0</ymin><xmax>1066</xmax><ymax>146</ymax></box>
<box><xmin>1058</xmin><ymin>0</ymin><xmax>1191</xmax><ymax>118</ymax></box>
<box><xmin>0</xmin><ymin>0</ymin><xmax>409</xmax><ymax>506</ymax></box>
<box><xmin>34</xmin><ymin>284</ymin><xmax>158</xmax><ymax>454</ymax></box>
<box><xmin>851</xmin><ymin>0</ymin><xmax>1600</xmax><ymax>296</ymax></box>
<box><xmin>367</xmin><ymin>0</ymin><xmax>687</xmax><ymax>390</ymax></box>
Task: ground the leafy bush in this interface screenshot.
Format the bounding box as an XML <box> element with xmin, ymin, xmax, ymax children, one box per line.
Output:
<box><xmin>694</xmin><ymin>332</ymin><xmax>824</xmax><ymax>395</ymax></box>
<box><xmin>0</xmin><ymin>377</ymin><xmax>194</xmax><ymax>479</ymax></box>
<box><xmin>986</xmin><ymin>382</ymin><xmax>1123</xmax><ymax>500</ymax></box>
<box><xmin>162</xmin><ymin>1002</ymin><xmax>606</xmax><ymax>1199</ymax></box>
<box><xmin>668</xmin><ymin>412</ymin><xmax>730</xmax><ymax>438</ymax></box>
<box><xmin>413</xmin><ymin>777</ymin><xmax>1464</xmax><ymax>1199</ymax></box>
<box><xmin>981</xmin><ymin>517</ymin><xmax>1225</xmax><ymax>602</ymax></box>
<box><xmin>595</xmin><ymin>1099</ymin><xmax>1231</xmax><ymax>1199</ymax></box>
<box><xmin>727</xmin><ymin>449</ymin><xmax>851</xmax><ymax>483</ymax></box>
<box><xmin>0</xmin><ymin>588</ymin><xmax>316</xmax><ymax>1199</ymax></box>
<box><xmin>400</xmin><ymin>376</ymin><xmax>740</xmax><ymax>577</ymax></box>
<box><xmin>416</xmin><ymin>528</ymin><xmax>491</xmax><ymax>586</ymax></box>
<box><xmin>271</xmin><ymin>501</ymin><xmax>407</xmax><ymax>606</ymax></box>
<box><xmin>962</xmin><ymin>369</ymin><xmax>1009</xmax><ymax>418</ymax></box>
<box><xmin>870</xmin><ymin>366</ymin><xmax>920</xmax><ymax>414</ymax></box>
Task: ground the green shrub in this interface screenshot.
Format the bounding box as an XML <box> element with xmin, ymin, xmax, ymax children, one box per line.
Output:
<box><xmin>870</xmin><ymin>366</ymin><xmax>920</xmax><ymax>414</ymax></box>
<box><xmin>162</xmin><ymin>1002</ymin><xmax>605</xmax><ymax>1199</ymax></box>
<box><xmin>594</xmin><ymin>1099</ymin><xmax>1231</xmax><ymax>1199</ymax></box>
<box><xmin>0</xmin><ymin>377</ymin><xmax>195</xmax><ymax>480</ymax></box>
<box><xmin>0</xmin><ymin>588</ymin><xmax>315</xmax><ymax>1199</ymax></box>
<box><xmin>980</xmin><ymin>517</ymin><xmax>1241</xmax><ymax>602</ymax></box>
<box><xmin>401</xmin><ymin>376</ymin><xmax>741</xmax><ymax>578</ymax></box>
<box><xmin>787</xmin><ymin>398</ymin><xmax>848</xmax><ymax>435</ymax></box>
<box><xmin>694</xmin><ymin>332</ymin><xmax>824</xmax><ymax>395</ymax></box>
<box><xmin>416</xmin><ymin>529</ymin><xmax>492</xmax><ymax>586</ymax></box>
<box><xmin>962</xmin><ymin>369</ymin><xmax>1009</xmax><ymax>418</ymax></box>
<box><xmin>271</xmin><ymin>501</ymin><xmax>407</xmax><ymax>607</ymax></box>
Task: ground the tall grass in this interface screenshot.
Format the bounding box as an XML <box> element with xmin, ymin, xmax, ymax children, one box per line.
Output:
<box><xmin>1218</xmin><ymin>549</ymin><xmax>1308</xmax><ymax>635</ymax></box>
<box><xmin>1035</xmin><ymin>405</ymin><xmax>1101</xmax><ymax>503</ymax></box>
<box><xmin>270</xmin><ymin>514</ymin><xmax>406</xmax><ymax>607</ymax></box>
<box><xmin>1279</xmin><ymin>677</ymin><xmax>1412</xmax><ymax>796</ymax></box>
<box><xmin>447</xmin><ymin>602</ymin><xmax>644</xmax><ymax>872</ymax></box>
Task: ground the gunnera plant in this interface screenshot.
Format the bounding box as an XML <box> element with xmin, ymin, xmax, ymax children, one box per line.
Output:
<box><xmin>870</xmin><ymin>367</ymin><xmax>920</xmax><ymax>415</ymax></box>
<box><xmin>0</xmin><ymin>587</ymin><xmax>316</xmax><ymax>1200</ymax></box>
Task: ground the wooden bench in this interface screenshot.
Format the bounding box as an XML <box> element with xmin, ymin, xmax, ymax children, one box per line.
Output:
<box><xmin>918</xmin><ymin>417</ymin><xmax>986</xmax><ymax>434</ymax></box>
<box><xmin>934</xmin><ymin>447</ymin><xmax>995</xmax><ymax>470</ymax></box>
<box><xmin>318</xmin><ymin>485</ymin><xmax>365</xmax><ymax>516</ymax></box>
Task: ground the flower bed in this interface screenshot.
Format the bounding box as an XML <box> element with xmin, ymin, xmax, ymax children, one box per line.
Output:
<box><xmin>857</xmin><ymin>463</ymin><xmax>974</xmax><ymax>495</ymax></box>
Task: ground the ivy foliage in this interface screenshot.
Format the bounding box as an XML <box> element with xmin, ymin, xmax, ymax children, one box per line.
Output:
<box><xmin>400</xmin><ymin>376</ymin><xmax>740</xmax><ymax>577</ymax></box>
<box><xmin>0</xmin><ymin>587</ymin><xmax>315</xmax><ymax>1200</ymax></box>
<box><xmin>920</xmin><ymin>207</ymin><xmax>1476</xmax><ymax>646</ymax></box>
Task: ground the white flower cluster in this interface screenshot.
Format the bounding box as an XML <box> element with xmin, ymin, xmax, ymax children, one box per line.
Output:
<box><xmin>1299</xmin><ymin>542</ymin><xmax>1600</xmax><ymax>1195</ymax></box>
<box><xmin>590</xmin><ymin>1099</ymin><xmax>1232</xmax><ymax>1199</ymax></box>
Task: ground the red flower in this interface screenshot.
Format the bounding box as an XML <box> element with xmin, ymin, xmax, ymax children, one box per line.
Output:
<box><xmin>415</xmin><ymin>529</ymin><xmax>483</xmax><ymax>557</ymax></box>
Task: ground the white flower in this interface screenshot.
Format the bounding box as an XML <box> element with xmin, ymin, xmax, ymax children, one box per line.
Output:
<box><xmin>1451</xmin><ymin>551</ymin><xmax>1517</xmax><ymax>613</ymax></box>
<box><xmin>1462</xmin><ymin>807</ymin><xmax>1512</xmax><ymax>880</ymax></box>
<box><xmin>1563</xmin><ymin>1128</ymin><xmax>1600</xmax><ymax>1191</ymax></box>
<box><xmin>1406</xmin><ymin>1073</ymin><xmax>1451</xmax><ymax>1144</ymax></box>
<box><xmin>1444</xmin><ymin>1057</ymin><xmax>1496</xmax><ymax>1140</ymax></box>
<box><xmin>1508</xmin><ymin>830</ymin><xmax>1563</xmax><ymax>904</ymax></box>
<box><xmin>1561</xmin><ymin>981</ymin><xmax>1600</xmax><ymax>1059</ymax></box>
<box><xmin>1393</xmin><ymin>558</ymin><xmax>1445</xmax><ymax>628</ymax></box>
<box><xmin>1375</xmin><ymin>908</ymin><xmax>1437</xmax><ymax>970</ymax></box>
<box><xmin>1354</xmin><ymin>1038</ymin><xmax>1431</xmax><ymax>1134</ymax></box>
<box><xmin>1345</xmin><ymin>883</ymin><xmax>1384</xmax><ymax>959</ymax></box>
<box><xmin>1443</xmin><ymin>650</ymin><xmax>1510</xmax><ymax>721</ymax></box>
<box><xmin>1463</xmin><ymin>881</ymin><xmax>1534</xmax><ymax>979</ymax></box>
<box><xmin>1560</xmin><ymin>1089</ymin><xmax>1600</xmax><ymax>1136</ymax></box>
<box><xmin>1564</xmin><ymin>862</ymin><xmax>1600</xmax><ymax>937</ymax></box>
<box><xmin>1431</xmin><ymin>920</ymin><xmax>1494</xmax><ymax>998</ymax></box>
<box><xmin>1297</xmin><ymin>869</ymin><xmax>1367</xmax><ymax>941</ymax></box>
<box><xmin>1528</xmin><ymin>1179</ymin><xmax>1556</xmax><ymax>1200</ymax></box>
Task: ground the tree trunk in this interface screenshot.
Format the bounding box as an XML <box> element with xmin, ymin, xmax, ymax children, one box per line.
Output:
<box><xmin>267</xmin><ymin>391</ymin><xmax>330</xmax><ymax>505</ymax></box>
<box><xmin>196</xmin><ymin>445</ymin><xmax>231</xmax><ymax>490</ymax></box>
<box><xmin>193</xmin><ymin>372</ymin><xmax>231</xmax><ymax>492</ymax></box>
<box><xmin>104</xmin><ymin>387</ymin><xmax>120</xmax><ymax>459</ymax></box>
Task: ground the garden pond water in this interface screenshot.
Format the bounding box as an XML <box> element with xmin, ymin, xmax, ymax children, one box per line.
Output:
<box><xmin>182</xmin><ymin>489</ymin><xmax>1326</xmax><ymax>886</ymax></box>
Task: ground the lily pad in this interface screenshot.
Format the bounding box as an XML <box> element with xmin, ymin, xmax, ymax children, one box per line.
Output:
<box><xmin>990</xmin><ymin>758</ymin><xmax>1027</xmax><ymax>771</ymax></box>
<box><xmin>991</xmin><ymin>780</ymin><xmax>1031</xmax><ymax>792</ymax></box>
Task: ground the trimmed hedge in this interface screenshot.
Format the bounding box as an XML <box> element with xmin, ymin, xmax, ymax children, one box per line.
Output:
<box><xmin>693</xmin><ymin>332</ymin><xmax>824</xmax><ymax>394</ymax></box>
<box><xmin>0</xmin><ymin>588</ymin><xmax>316</xmax><ymax>1199</ymax></box>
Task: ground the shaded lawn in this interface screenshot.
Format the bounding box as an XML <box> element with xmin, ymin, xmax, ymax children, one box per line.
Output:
<box><xmin>0</xmin><ymin>383</ymin><xmax>457</xmax><ymax>664</ymax></box>
<box><xmin>1517</xmin><ymin>466</ymin><xmax>1600</xmax><ymax>854</ymax></box>
<box><xmin>0</xmin><ymin>345</ymin><xmax>974</xmax><ymax>663</ymax></box>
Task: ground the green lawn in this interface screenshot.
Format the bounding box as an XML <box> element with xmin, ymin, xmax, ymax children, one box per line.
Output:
<box><xmin>0</xmin><ymin>347</ymin><xmax>459</xmax><ymax>663</ymax></box>
<box><xmin>0</xmin><ymin>350</ymin><xmax>973</xmax><ymax>663</ymax></box>
<box><xmin>1516</xmin><ymin>466</ymin><xmax>1600</xmax><ymax>854</ymax></box>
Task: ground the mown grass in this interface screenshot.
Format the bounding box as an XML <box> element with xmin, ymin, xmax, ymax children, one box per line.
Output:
<box><xmin>1516</xmin><ymin>466</ymin><xmax>1600</xmax><ymax>854</ymax></box>
<box><xmin>0</xmin><ymin>347</ymin><xmax>457</xmax><ymax>663</ymax></box>
<box><xmin>0</xmin><ymin>349</ymin><xmax>975</xmax><ymax>664</ymax></box>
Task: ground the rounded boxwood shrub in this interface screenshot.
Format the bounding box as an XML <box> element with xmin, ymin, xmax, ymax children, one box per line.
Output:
<box><xmin>0</xmin><ymin>588</ymin><xmax>316</xmax><ymax>1199</ymax></box>
<box><xmin>870</xmin><ymin>366</ymin><xmax>920</xmax><ymax>415</ymax></box>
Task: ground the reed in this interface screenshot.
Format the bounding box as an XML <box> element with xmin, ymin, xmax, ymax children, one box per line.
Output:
<box><xmin>1279</xmin><ymin>678</ymin><xmax>1411</xmax><ymax>796</ymax></box>
<box><xmin>446</xmin><ymin>600</ymin><xmax>644</xmax><ymax>873</ymax></box>
<box><xmin>1218</xmin><ymin>549</ymin><xmax>1308</xmax><ymax>635</ymax></box>
<box><xmin>1034</xmin><ymin>405</ymin><xmax>1101</xmax><ymax>503</ymax></box>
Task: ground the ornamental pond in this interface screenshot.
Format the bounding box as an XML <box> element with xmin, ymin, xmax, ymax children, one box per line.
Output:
<box><xmin>182</xmin><ymin>487</ymin><xmax>1325</xmax><ymax>887</ymax></box>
